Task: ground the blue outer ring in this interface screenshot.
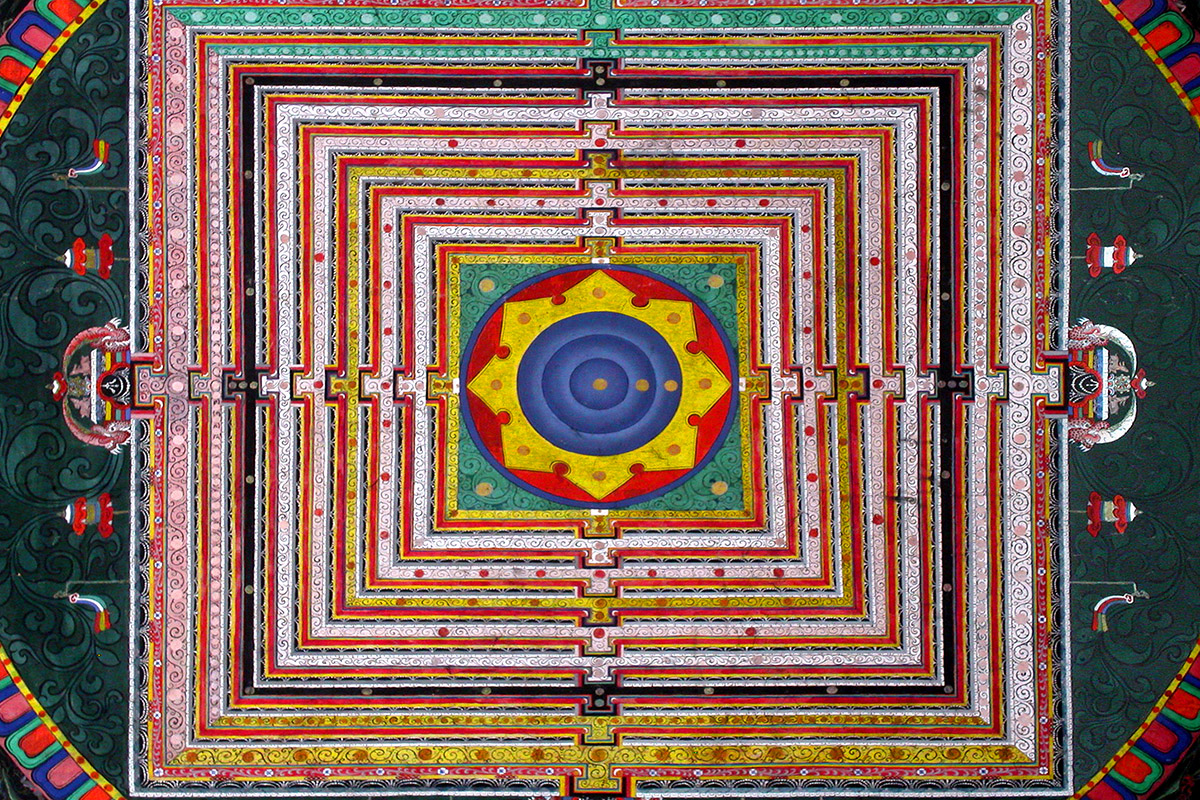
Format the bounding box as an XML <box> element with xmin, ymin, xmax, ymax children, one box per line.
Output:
<box><xmin>460</xmin><ymin>264</ymin><xmax>739</xmax><ymax>509</ymax></box>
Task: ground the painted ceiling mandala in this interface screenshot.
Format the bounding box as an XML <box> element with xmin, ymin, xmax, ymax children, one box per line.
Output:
<box><xmin>0</xmin><ymin>0</ymin><xmax>1199</xmax><ymax>797</ymax></box>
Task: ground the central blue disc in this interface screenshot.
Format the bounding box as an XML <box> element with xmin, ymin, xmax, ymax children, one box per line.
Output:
<box><xmin>517</xmin><ymin>311</ymin><xmax>682</xmax><ymax>456</ymax></box>
<box><xmin>569</xmin><ymin>357</ymin><xmax>628</xmax><ymax>410</ymax></box>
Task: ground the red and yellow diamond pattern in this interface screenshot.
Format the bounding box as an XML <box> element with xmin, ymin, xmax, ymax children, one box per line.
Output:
<box><xmin>463</xmin><ymin>267</ymin><xmax>736</xmax><ymax>505</ymax></box>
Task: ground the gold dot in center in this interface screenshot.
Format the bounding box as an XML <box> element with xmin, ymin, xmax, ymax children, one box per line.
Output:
<box><xmin>475</xmin><ymin>482</ymin><xmax>493</xmax><ymax>497</ymax></box>
<box><xmin>516</xmin><ymin>445</ymin><xmax>530</xmax><ymax>456</ymax></box>
<box><xmin>478</xmin><ymin>278</ymin><xmax>495</xmax><ymax>293</ymax></box>
<box><xmin>490</xmin><ymin>379</ymin><xmax>502</xmax><ymax>391</ymax></box>
<box><xmin>518</xmin><ymin>312</ymin><xmax>531</xmax><ymax>324</ymax></box>
<box><xmin>707</xmin><ymin>274</ymin><xmax>725</xmax><ymax>289</ymax></box>
<box><xmin>593</xmin><ymin>378</ymin><xmax>608</xmax><ymax>391</ymax></box>
<box><xmin>711</xmin><ymin>480</ymin><xmax>729</xmax><ymax>496</ymax></box>
<box><xmin>635</xmin><ymin>379</ymin><xmax>650</xmax><ymax>392</ymax></box>
<box><xmin>592</xmin><ymin>287</ymin><xmax>606</xmax><ymax>299</ymax></box>
<box><xmin>698</xmin><ymin>378</ymin><xmax>712</xmax><ymax>390</ymax></box>
<box><xmin>664</xmin><ymin>379</ymin><xmax>679</xmax><ymax>392</ymax></box>
<box><xmin>667</xmin><ymin>312</ymin><xmax>681</xmax><ymax>324</ymax></box>
<box><xmin>667</xmin><ymin>444</ymin><xmax>681</xmax><ymax>456</ymax></box>
<box><xmin>592</xmin><ymin>471</ymin><xmax>606</xmax><ymax>482</ymax></box>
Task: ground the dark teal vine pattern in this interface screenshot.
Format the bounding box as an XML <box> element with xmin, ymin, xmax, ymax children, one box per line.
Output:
<box><xmin>0</xmin><ymin>0</ymin><xmax>129</xmax><ymax>790</ymax></box>
<box><xmin>1071</xmin><ymin>0</ymin><xmax>1200</xmax><ymax>787</ymax></box>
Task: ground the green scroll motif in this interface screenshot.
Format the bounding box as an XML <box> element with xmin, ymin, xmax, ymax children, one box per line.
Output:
<box><xmin>0</xmin><ymin>0</ymin><xmax>130</xmax><ymax>788</ymax></box>
<box><xmin>1070</xmin><ymin>0</ymin><xmax>1200</xmax><ymax>786</ymax></box>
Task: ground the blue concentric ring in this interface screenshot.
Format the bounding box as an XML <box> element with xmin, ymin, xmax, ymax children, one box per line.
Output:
<box><xmin>516</xmin><ymin>312</ymin><xmax>682</xmax><ymax>456</ymax></box>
